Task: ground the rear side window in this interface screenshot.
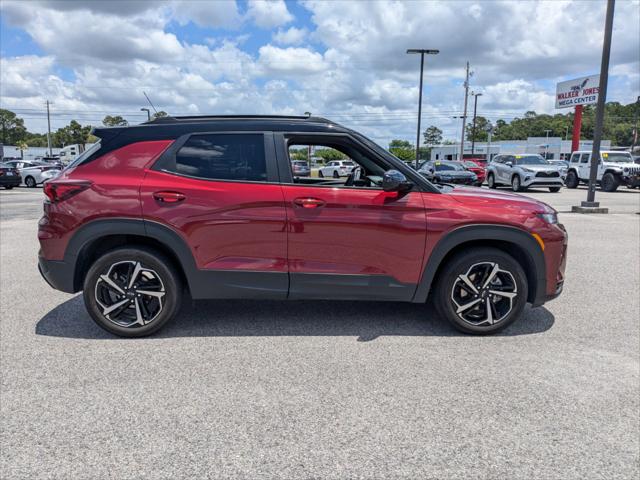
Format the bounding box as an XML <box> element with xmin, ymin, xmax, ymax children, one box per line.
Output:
<box><xmin>174</xmin><ymin>134</ymin><xmax>266</xmax><ymax>182</ymax></box>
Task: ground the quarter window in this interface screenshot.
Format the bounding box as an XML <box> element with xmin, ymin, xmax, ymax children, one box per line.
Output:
<box><xmin>173</xmin><ymin>134</ymin><xmax>266</xmax><ymax>182</ymax></box>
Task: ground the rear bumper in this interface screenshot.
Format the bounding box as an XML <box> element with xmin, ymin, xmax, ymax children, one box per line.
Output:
<box><xmin>38</xmin><ymin>255</ymin><xmax>77</xmax><ymax>293</ymax></box>
<box><xmin>0</xmin><ymin>176</ymin><xmax>21</xmax><ymax>187</ymax></box>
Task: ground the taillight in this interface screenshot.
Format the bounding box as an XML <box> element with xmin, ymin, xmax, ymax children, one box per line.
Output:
<box><xmin>43</xmin><ymin>180</ymin><xmax>92</xmax><ymax>203</ymax></box>
<box><xmin>0</xmin><ymin>170</ymin><xmax>4</xmax><ymax>177</ymax></box>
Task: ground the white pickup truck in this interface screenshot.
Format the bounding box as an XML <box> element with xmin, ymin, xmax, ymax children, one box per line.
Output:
<box><xmin>565</xmin><ymin>150</ymin><xmax>640</xmax><ymax>191</ymax></box>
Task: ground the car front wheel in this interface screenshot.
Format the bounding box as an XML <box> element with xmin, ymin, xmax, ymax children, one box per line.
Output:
<box><xmin>511</xmin><ymin>175</ymin><xmax>524</xmax><ymax>192</ymax></box>
<box><xmin>83</xmin><ymin>247</ymin><xmax>182</xmax><ymax>337</ymax></box>
<box><xmin>487</xmin><ymin>173</ymin><xmax>496</xmax><ymax>189</ymax></box>
<box><xmin>24</xmin><ymin>176</ymin><xmax>36</xmax><ymax>188</ymax></box>
<box><xmin>601</xmin><ymin>172</ymin><xmax>619</xmax><ymax>192</ymax></box>
<box><xmin>434</xmin><ymin>247</ymin><xmax>528</xmax><ymax>334</ymax></box>
<box><xmin>549</xmin><ymin>186</ymin><xmax>561</xmax><ymax>192</ymax></box>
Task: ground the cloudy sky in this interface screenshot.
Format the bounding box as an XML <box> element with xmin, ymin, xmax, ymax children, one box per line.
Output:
<box><xmin>1</xmin><ymin>0</ymin><xmax>638</xmax><ymax>146</ymax></box>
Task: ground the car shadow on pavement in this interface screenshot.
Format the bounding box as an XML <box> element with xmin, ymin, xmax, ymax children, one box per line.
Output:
<box><xmin>36</xmin><ymin>295</ymin><xmax>555</xmax><ymax>341</ymax></box>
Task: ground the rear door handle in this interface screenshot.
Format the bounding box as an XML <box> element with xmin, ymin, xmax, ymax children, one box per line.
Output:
<box><xmin>153</xmin><ymin>191</ymin><xmax>186</xmax><ymax>203</ymax></box>
<box><xmin>293</xmin><ymin>197</ymin><xmax>326</xmax><ymax>209</ymax></box>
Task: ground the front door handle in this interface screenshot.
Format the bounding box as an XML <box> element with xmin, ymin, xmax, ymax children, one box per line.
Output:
<box><xmin>153</xmin><ymin>191</ymin><xmax>186</xmax><ymax>203</ymax></box>
<box><xmin>293</xmin><ymin>197</ymin><xmax>326</xmax><ymax>209</ymax></box>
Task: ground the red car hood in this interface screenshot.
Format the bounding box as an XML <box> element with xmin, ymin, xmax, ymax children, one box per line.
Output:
<box><xmin>446</xmin><ymin>186</ymin><xmax>555</xmax><ymax>214</ymax></box>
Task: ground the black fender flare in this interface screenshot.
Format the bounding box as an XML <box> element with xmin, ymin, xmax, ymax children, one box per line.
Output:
<box><xmin>412</xmin><ymin>224</ymin><xmax>546</xmax><ymax>306</ymax></box>
<box><xmin>64</xmin><ymin>218</ymin><xmax>200</xmax><ymax>293</ymax></box>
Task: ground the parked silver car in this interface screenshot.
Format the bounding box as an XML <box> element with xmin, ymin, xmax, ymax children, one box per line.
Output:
<box><xmin>2</xmin><ymin>160</ymin><xmax>61</xmax><ymax>187</ymax></box>
<box><xmin>486</xmin><ymin>154</ymin><xmax>563</xmax><ymax>192</ymax></box>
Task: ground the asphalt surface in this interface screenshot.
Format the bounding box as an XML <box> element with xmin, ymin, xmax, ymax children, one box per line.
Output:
<box><xmin>1</xmin><ymin>186</ymin><xmax>639</xmax><ymax>479</ymax></box>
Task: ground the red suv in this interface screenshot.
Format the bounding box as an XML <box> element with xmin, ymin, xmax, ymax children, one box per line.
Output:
<box><xmin>38</xmin><ymin>115</ymin><xmax>567</xmax><ymax>337</ymax></box>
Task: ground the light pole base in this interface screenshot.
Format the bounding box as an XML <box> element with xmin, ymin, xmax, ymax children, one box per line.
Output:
<box><xmin>571</xmin><ymin>204</ymin><xmax>609</xmax><ymax>214</ymax></box>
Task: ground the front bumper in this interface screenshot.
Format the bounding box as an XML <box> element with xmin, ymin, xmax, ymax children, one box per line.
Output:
<box><xmin>522</xmin><ymin>176</ymin><xmax>564</xmax><ymax>188</ymax></box>
<box><xmin>38</xmin><ymin>255</ymin><xmax>77</xmax><ymax>293</ymax></box>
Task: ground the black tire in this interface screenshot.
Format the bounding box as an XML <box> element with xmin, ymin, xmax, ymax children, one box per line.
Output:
<box><xmin>83</xmin><ymin>247</ymin><xmax>182</xmax><ymax>337</ymax></box>
<box><xmin>601</xmin><ymin>172</ymin><xmax>619</xmax><ymax>192</ymax></box>
<box><xmin>24</xmin><ymin>176</ymin><xmax>36</xmax><ymax>188</ymax></box>
<box><xmin>511</xmin><ymin>175</ymin><xmax>524</xmax><ymax>192</ymax></box>
<box><xmin>4</xmin><ymin>186</ymin><xmax>14</xmax><ymax>190</ymax></box>
<box><xmin>434</xmin><ymin>247</ymin><xmax>528</xmax><ymax>335</ymax></box>
<box><xmin>565</xmin><ymin>170</ymin><xmax>579</xmax><ymax>188</ymax></box>
<box><xmin>318</xmin><ymin>170</ymin><xmax>324</xmax><ymax>178</ymax></box>
<box><xmin>332</xmin><ymin>170</ymin><xmax>339</xmax><ymax>178</ymax></box>
<box><xmin>487</xmin><ymin>173</ymin><xmax>496</xmax><ymax>189</ymax></box>
<box><xmin>549</xmin><ymin>186</ymin><xmax>561</xmax><ymax>192</ymax></box>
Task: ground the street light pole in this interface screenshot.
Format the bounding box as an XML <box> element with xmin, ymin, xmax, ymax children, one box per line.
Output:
<box><xmin>471</xmin><ymin>92</ymin><xmax>482</xmax><ymax>155</ymax></box>
<box><xmin>141</xmin><ymin>108</ymin><xmax>151</xmax><ymax>121</ymax></box>
<box><xmin>583</xmin><ymin>0</ymin><xmax>615</xmax><ymax>208</ymax></box>
<box><xmin>407</xmin><ymin>48</ymin><xmax>439</xmax><ymax>169</ymax></box>
<box><xmin>459</xmin><ymin>61</ymin><xmax>471</xmax><ymax>161</ymax></box>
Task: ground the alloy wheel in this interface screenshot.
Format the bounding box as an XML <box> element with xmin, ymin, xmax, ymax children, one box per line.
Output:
<box><xmin>94</xmin><ymin>260</ymin><xmax>166</xmax><ymax>328</ymax></box>
<box><xmin>450</xmin><ymin>262</ymin><xmax>518</xmax><ymax>326</ymax></box>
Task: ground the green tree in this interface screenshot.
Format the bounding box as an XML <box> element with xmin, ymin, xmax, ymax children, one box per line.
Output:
<box><xmin>465</xmin><ymin>116</ymin><xmax>493</xmax><ymax>142</ymax></box>
<box><xmin>102</xmin><ymin>115</ymin><xmax>129</xmax><ymax>127</ymax></box>
<box><xmin>314</xmin><ymin>148</ymin><xmax>346</xmax><ymax>162</ymax></box>
<box><xmin>153</xmin><ymin>111</ymin><xmax>168</xmax><ymax>118</ymax></box>
<box><xmin>388</xmin><ymin>139</ymin><xmax>415</xmax><ymax>162</ymax></box>
<box><xmin>289</xmin><ymin>148</ymin><xmax>308</xmax><ymax>161</ymax></box>
<box><xmin>423</xmin><ymin>125</ymin><xmax>443</xmax><ymax>145</ymax></box>
<box><xmin>52</xmin><ymin>120</ymin><xmax>92</xmax><ymax>149</ymax></box>
<box><xmin>0</xmin><ymin>109</ymin><xmax>27</xmax><ymax>144</ymax></box>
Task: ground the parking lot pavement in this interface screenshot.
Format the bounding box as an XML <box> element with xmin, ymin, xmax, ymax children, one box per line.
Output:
<box><xmin>1</xmin><ymin>187</ymin><xmax>638</xmax><ymax>479</ymax></box>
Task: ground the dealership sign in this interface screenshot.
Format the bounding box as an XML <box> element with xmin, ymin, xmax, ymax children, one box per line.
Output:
<box><xmin>555</xmin><ymin>74</ymin><xmax>600</xmax><ymax>109</ymax></box>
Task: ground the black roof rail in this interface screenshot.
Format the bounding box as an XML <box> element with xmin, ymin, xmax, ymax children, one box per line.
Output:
<box><xmin>143</xmin><ymin>114</ymin><xmax>333</xmax><ymax>125</ymax></box>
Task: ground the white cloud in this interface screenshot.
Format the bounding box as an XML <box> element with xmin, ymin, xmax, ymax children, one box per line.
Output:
<box><xmin>258</xmin><ymin>45</ymin><xmax>326</xmax><ymax>75</ymax></box>
<box><xmin>247</xmin><ymin>0</ymin><xmax>294</xmax><ymax>29</ymax></box>
<box><xmin>171</xmin><ymin>0</ymin><xmax>242</xmax><ymax>29</ymax></box>
<box><xmin>273</xmin><ymin>26</ymin><xmax>308</xmax><ymax>45</ymax></box>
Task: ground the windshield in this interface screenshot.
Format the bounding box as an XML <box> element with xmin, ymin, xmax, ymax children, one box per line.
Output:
<box><xmin>515</xmin><ymin>155</ymin><xmax>548</xmax><ymax>165</ymax></box>
<box><xmin>292</xmin><ymin>161</ymin><xmax>308</xmax><ymax>166</ymax></box>
<box><xmin>602</xmin><ymin>152</ymin><xmax>632</xmax><ymax>163</ymax></box>
<box><xmin>66</xmin><ymin>141</ymin><xmax>102</xmax><ymax>169</ymax></box>
<box><xmin>342</xmin><ymin>161</ymin><xmax>355</xmax><ymax>166</ymax></box>
<box><xmin>434</xmin><ymin>162</ymin><xmax>464</xmax><ymax>171</ymax></box>
<box><xmin>463</xmin><ymin>161</ymin><xmax>478</xmax><ymax>168</ymax></box>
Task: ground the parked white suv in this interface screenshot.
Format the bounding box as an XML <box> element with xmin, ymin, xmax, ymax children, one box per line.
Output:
<box><xmin>318</xmin><ymin>160</ymin><xmax>355</xmax><ymax>178</ymax></box>
<box><xmin>486</xmin><ymin>154</ymin><xmax>564</xmax><ymax>192</ymax></box>
<box><xmin>565</xmin><ymin>150</ymin><xmax>640</xmax><ymax>191</ymax></box>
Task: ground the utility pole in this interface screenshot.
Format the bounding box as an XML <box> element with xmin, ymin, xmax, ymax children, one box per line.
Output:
<box><xmin>304</xmin><ymin>112</ymin><xmax>312</xmax><ymax>163</ymax></box>
<box><xmin>471</xmin><ymin>92</ymin><xmax>482</xmax><ymax>155</ymax></box>
<box><xmin>407</xmin><ymin>49</ymin><xmax>439</xmax><ymax>169</ymax></box>
<box><xmin>574</xmin><ymin>0</ymin><xmax>615</xmax><ymax>213</ymax></box>
<box><xmin>486</xmin><ymin>125</ymin><xmax>493</xmax><ymax>163</ymax></box>
<box><xmin>544</xmin><ymin>129</ymin><xmax>552</xmax><ymax>159</ymax></box>
<box><xmin>459</xmin><ymin>61</ymin><xmax>471</xmax><ymax>161</ymax></box>
<box><xmin>633</xmin><ymin>95</ymin><xmax>640</xmax><ymax>149</ymax></box>
<box><xmin>46</xmin><ymin>100</ymin><xmax>52</xmax><ymax>157</ymax></box>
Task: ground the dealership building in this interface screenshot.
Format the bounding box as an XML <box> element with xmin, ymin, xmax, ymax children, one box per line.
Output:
<box><xmin>430</xmin><ymin>137</ymin><xmax>612</xmax><ymax>162</ymax></box>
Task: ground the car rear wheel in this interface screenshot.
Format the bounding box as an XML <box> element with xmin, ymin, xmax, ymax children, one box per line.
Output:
<box><xmin>318</xmin><ymin>170</ymin><xmax>324</xmax><ymax>178</ymax></box>
<box><xmin>565</xmin><ymin>170</ymin><xmax>579</xmax><ymax>188</ymax></box>
<box><xmin>83</xmin><ymin>247</ymin><xmax>182</xmax><ymax>337</ymax></box>
<box><xmin>511</xmin><ymin>175</ymin><xmax>524</xmax><ymax>192</ymax></box>
<box><xmin>24</xmin><ymin>176</ymin><xmax>36</xmax><ymax>188</ymax></box>
<box><xmin>601</xmin><ymin>172</ymin><xmax>619</xmax><ymax>192</ymax></box>
<box><xmin>333</xmin><ymin>170</ymin><xmax>339</xmax><ymax>178</ymax></box>
<box><xmin>549</xmin><ymin>186</ymin><xmax>561</xmax><ymax>192</ymax></box>
<box><xmin>487</xmin><ymin>173</ymin><xmax>496</xmax><ymax>189</ymax></box>
<box><xmin>434</xmin><ymin>247</ymin><xmax>528</xmax><ymax>334</ymax></box>
<box><xmin>4</xmin><ymin>186</ymin><xmax>14</xmax><ymax>190</ymax></box>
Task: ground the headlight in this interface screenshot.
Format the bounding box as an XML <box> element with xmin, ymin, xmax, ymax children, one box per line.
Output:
<box><xmin>537</xmin><ymin>213</ymin><xmax>558</xmax><ymax>224</ymax></box>
<box><xmin>522</xmin><ymin>168</ymin><xmax>534</xmax><ymax>173</ymax></box>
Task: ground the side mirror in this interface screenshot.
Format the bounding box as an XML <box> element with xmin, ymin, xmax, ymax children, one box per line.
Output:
<box><xmin>382</xmin><ymin>169</ymin><xmax>413</xmax><ymax>192</ymax></box>
<box><xmin>505</xmin><ymin>161</ymin><xmax>513</xmax><ymax>167</ymax></box>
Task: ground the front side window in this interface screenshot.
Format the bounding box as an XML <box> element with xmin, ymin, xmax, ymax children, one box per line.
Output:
<box><xmin>580</xmin><ymin>153</ymin><xmax>590</xmax><ymax>163</ymax></box>
<box><xmin>174</xmin><ymin>134</ymin><xmax>266</xmax><ymax>182</ymax></box>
